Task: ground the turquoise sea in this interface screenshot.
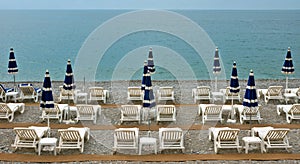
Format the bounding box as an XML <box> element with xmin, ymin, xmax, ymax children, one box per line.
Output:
<box><xmin>0</xmin><ymin>10</ymin><xmax>299</xmax><ymax>82</ymax></box>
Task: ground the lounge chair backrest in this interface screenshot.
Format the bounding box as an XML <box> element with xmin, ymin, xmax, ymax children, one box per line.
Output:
<box><xmin>243</xmin><ymin>106</ymin><xmax>259</xmax><ymax>115</ymax></box>
<box><xmin>225</xmin><ymin>87</ymin><xmax>239</xmax><ymax>96</ymax></box>
<box><xmin>14</xmin><ymin>128</ymin><xmax>38</xmax><ymax>140</ymax></box>
<box><xmin>0</xmin><ymin>103</ymin><xmax>11</xmax><ymax>113</ymax></box>
<box><xmin>58</xmin><ymin>130</ymin><xmax>81</xmax><ymax>141</ymax></box>
<box><xmin>290</xmin><ymin>104</ymin><xmax>300</xmax><ymax>114</ymax></box>
<box><xmin>196</xmin><ymin>86</ymin><xmax>210</xmax><ymax>96</ymax></box>
<box><xmin>89</xmin><ymin>87</ymin><xmax>104</xmax><ymax>97</ymax></box>
<box><xmin>161</xmin><ymin>130</ymin><xmax>182</xmax><ymax>141</ymax></box>
<box><xmin>44</xmin><ymin>104</ymin><xmax>60</xmax><ymax>114</ymax></box>
<box><xmin>128</xmin><ymin>87</ymin><xmax>142</xmax><ymax>97</ymax></box>
<box><xmin>204</xmin><ymin>105</ymin><xmax>222</xmax><ymax>115</ymax></box>
<box><xmin>268</xmin><ymin>86</ymin><xmax>283</xmax><ymax>96</ymax></box>
<box><xmin>77</xmin><ymin>105</ymin><xmax>94</xmax><ymax>115</ymax></box>
<box><xmin>60</xmin><ymin>86</ymin><xmax>74</xmax><ymax>96</ymax></box>
<box><xmin>114</xmin><ymin>128</ymin><xmax>139</xmax><ymax>142</ymax></box>
<box><xmin>217</xmin><ymin>129</ymin><xmax>240</xmax><ymax>141</ymax></box>
<box><xmin>157</xmin><ymin>105</ymin><xmax>175</xmax><ymax>115</ymax></box>
<box><xmin>121</xmin><ymin>105</ymin><xmax>139</xmax><ymax>115</ymax></box>
<box><xmin>160</xmin><ymin>87</ymin><xmax>173</xmax><ymax>97</ymax></box>
<box><xmin>265</xmin><ymin>129</ymin><xmax>289</xmax><ymax>141</ymax></box>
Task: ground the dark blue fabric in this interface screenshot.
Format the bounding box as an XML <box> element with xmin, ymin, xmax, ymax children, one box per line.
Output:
<box><xmin>8</xmin><ymin>48</ymin><xmax>18</xmax><ymax>74</ymax></box>
<box><xmin>230</xmin><ymin>62</ymin><xmax>240</xmax><ymax>93</ymax></box>
<box><xmin>243</xmin><ymin>70</ymin><xmax>258</xmax><ymax>107</ymax></box>
<box><xmin>147</xmin><ymin>49</ymin><xmax>155</xmax><ymax>74</ymax></box>
<box><xmin>213</xmin><ymin>48</ymin><xmax>221</xmax><ymax>74</ymax></box>
<box><xmin>142</xmin><ymin>62</ymin><xmax>156</xmax><ymax>108</ymax></box>
<box><xmin>63</xmin><ymin>60</ymin><xmax>76</xmax><ymax>91</ymax></box>
<box><xmin>40</xmin><ymin>70</ymin><xmax>54</xmax><ymax>109</ymax></box>
<box><xmin>281</xmin><ymin>48</ymin><xmax>294</xmax><ymax>74</ymax></box>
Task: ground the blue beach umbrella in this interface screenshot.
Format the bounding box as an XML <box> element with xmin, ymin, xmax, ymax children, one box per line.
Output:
<box><xmin>243</xmin><ymin>70</ymin><xmax>258</xmax><ymax>125</ymax></box>
<box><xmin>8</xmin><ymin>48</ymin><xmax>18</xmax><ymax>90</ymax></box>
<box><xmin>141</xmin><ymin>61</ymin><xmax>156</xmax><ymax>135</ymax></box>
<box><xmin>63</xmin><ymin>59</ymin><xmax>76</xmax><ymax>121</ymax></box>
<box><xmin>213</xmin><ymin>47</ymin><xmax>221</xmax><ymax>91</ymax></box>
<box><xmin>40</xmin><ymin>70</ymin><xmax>54</xmax><ymax>131</ymax></box>
<box><xmin>147</xmin><ymin>47</ymin><xmax>155</xmax><ymax>74</ymax></box>
<box><xmin>229</xmin><ymin>61</ymin><xmax>240</xmax><ymax>120</ymax></box>
<box><xmin>281</xmin><ymin>47</ymin><xmax>294</xmax><ymax>90</ymax></box>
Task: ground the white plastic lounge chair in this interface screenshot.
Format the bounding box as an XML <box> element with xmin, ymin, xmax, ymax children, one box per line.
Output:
<box><xmin>88</xmin><ymin>87</ymin><xmax>108</xmax><ymax>103</ymax></box>
<box><xmin>159</xmin><ymin>127</ymin><xmax>185</xmax><ymax>153</ymax></box>
<box><xmin>192</xmin><ymin>86</ymin><xmax>211</xmax><ymax>103</ymax></box>
<box><xmin>238</xmin><ymin>106</ymin><xmax>263</xmax><ymax>124</ymax></box>
<box><xmin>0</xmin><ymin>103</ymin><xmax>25</xmax><ymax>122</ymax></box>
<box><xmin>113</xmin><ymin>127</ymin><xmax>139</xmax><ymax>154</ymax></box>
<box><xmin>75</xmin><ymin>104</ymin><xmax>101</xmax><ymax>124</ymax></box>
<box><xmin>251</xmin><ymin>127</ymin><xmax>292</xmax><ymax>152</ymax></box>
<box><xmin>201</xmin><ymin>105</ymin><xmax>223</xmax><ymax>124</ymax></box>
<box><xmin>277</xmin><ymin>104</ymin><xmax>300</xmax><ymax>123</ymax></box>
<box><xmin>57</xmin><ymin>127</ymin><xmax>90</xmax><ymax>153</ymax></box>
<box><xmin>209</xmin><ymin>127</ymin><xmax>241</xmax><ymax>154</ymax></box>
<box><xmin>40</xmin><ymin>103</ymin><xmax>65</xmax><ymax>123</ymax></box>
<box><xmin>156</xmin><ymin>105</ymin><xmax>176</xmax><ymax>124</ymax></box>
<box><xmin>58</xmin><ymin>86</ymin><xmax>75</xmax><ymax>103</ymax></box>
<box><xmin>18</xmin><ymin>83</ymin><xmax>41</xmax><ymax>102</ymax></box>
<box><xmin>120</xmin><ymin>105</ymin><xmax>141</xmax><ymax>124</ymax></box>
<box><xmin>157</xmin><ymin>86</ymin><xmax>175</xmax><ymax>102</ymax></box>
<box><xmin>261</xmin><ymin>86</ymin><xmax>284</xmax><ymax>103</ymax></box>
<box><xmin>127</xmin><ymin>87</ymin><xmax>143</xmax><ymax>101</ymax></box>
<box><xmin>11</xmin><ymin>126</ymin><xmax>50</xmax><ymax>152</ymax></box>
<box><xmin>220</xmin><ymin>87</ymin><xmax>242</xmax><ymax>103</ymax></box>
<box><xmin>0</xmin><ymin>84</ymin><xmax>14</xmax><ymax>102</ymax></box>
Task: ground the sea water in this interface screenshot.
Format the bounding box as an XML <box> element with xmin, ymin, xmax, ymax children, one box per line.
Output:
<box><xmin>0</xmin><ymin>10</ymin><xmax>299</xmax><ymax>82</ymax></box>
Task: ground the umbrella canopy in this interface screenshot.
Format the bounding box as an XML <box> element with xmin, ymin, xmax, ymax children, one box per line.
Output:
<box><xmin>213</xmin><ymin>47</ymin><xmax>221</xmax><ymax>91</ymax></box>
<box><xmin>147</xmin><ymin>47</ymin><xmax>155</xmax><ymax>74</ymax></box>
<box><xmin>141</xmin><ymin>61</ymin><xmax>148</xmax><ymax>91</ymax></box>
<box><xmin>213</xmin><ymin>47</ymin><xmax>221</xmax><ymax>74</ymax></box>
<box><xmin>243</xmin><ymin>70</ymin><xmax>258</xmax><ymax>108</ymax></box>
<box><xmin>230</xmin><ymin>61</ymin><xmax>240</xmax><ymax>94</ymax></box>
<box><xmin>40</xmin><ymin>70</ymin><xmax>54</xmax><ymax>110</ymax></box>
<box><xmin>281</xmin><ymin>47</ymin><xmax>294</xmax><ymax>89</ymax></box>
<box><xmin>8</xmin><ymin>48</ymin><xmax>18</xmax><ymax>89</ymax></box>
<box><xmin>142</xmin><ymin>61</ymin><xmax>156</xmax><ymax>108</ymax></box>
<box><xmin>63</xmin><ymin>59</ymin><xmax>76</xmax><ymax>91</ymax></box>
<box><xmin>40</xmin><ymin>69</ymin><xmax>54</xmax><ymax>135</ymax></box>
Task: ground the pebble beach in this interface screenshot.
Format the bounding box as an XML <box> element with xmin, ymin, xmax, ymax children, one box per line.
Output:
<box><xmin>0</xmin><ymin>79</ymin><xmax>299</xmax><ymax>163</ymax></box>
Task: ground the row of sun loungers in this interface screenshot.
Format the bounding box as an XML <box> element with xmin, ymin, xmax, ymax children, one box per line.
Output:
<box><xmin>11</xmin><ymin>126</ymin><xmax>90</xmax><ymax>154</ymax></box>
<box><xmin>1</xmin><ymin>102</ymin><xmax>299</xmax><ymax>124</ymax></box>
<box><xmin>209</xmin><ymin>126</ymin><xmax>292</xmax><ymax>154</ymax></box>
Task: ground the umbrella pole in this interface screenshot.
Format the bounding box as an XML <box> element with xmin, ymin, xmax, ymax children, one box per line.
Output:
<box><xmin>286</xmin><ymin>76</ymin><xmax>288</xmax><ymax>91</ymax></box>
<box><xmin>67</xmin><ymin>92</ymin><xmax>70</xmax><ymax>120</ymax></box>
<box><xmin>148</xmin><ymin>108</ymin><xmax>151</xmax><ymax>137</ymax></box>
<box><xmin>13</xmin><ymin>74</ymin><xmax>16</xmax><ymax>91</ymax></box>
<box><xmin>215</xmin><ymin>76</ymin><xmax>217</xmax><ymax>92</ymax></box>
<box><xmin>47</xmin><ymin>115</ymin><xmax>50</xmax><ymax>137</ymax></box>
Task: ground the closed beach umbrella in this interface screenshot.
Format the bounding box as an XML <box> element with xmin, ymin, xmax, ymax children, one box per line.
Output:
<box><xmin>8</xmin><ymin>48</ymin><xmax>18</xmax><ymax>90</ymax></box>
<box><xmin>63</xmin><ymin>59</ymin><xmax>76</xmax><ymax>121</ymax></box>
<box><xmin>229</xmin><ymin>61</ymin><xmax>240</xmax><ymax>120</ymax></box>
<box><xmin>40</xmin><ymin>70</ymin><xmax>54</xmax><ymax>132</ymax></box>
<box><xmin>141</xmin><ymin>61</ymin><xmax>148</xmax><ymax>91</ymax></box>
<box><xmin>281</xmin><ymin>47</ymin><xmax>294</xmax><ymax>90</ymax></box>
<box><xmin>213</xmin><ymin>47</ymin><xmax>221</xmax><ymax>91</ymax></box>
<box><xmin>243</xmin><ymin>70</ymin><xmax>258</xmax><ymax>126</ymax></box>
<box><xmin>147</xmin><ymin>47</ymin><xmax>155</xmax><ymax>74</ymax></box>
<box><xmin>141</xmin><ymin>61</ymin><xmax>156</xmax><ymax>136</ymax></box>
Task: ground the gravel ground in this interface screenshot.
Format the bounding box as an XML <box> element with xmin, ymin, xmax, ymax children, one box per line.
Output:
<box><xmin>0</xmin><ymin>79</ymin><xmax>299</xmax><ymax>163</ymax></box>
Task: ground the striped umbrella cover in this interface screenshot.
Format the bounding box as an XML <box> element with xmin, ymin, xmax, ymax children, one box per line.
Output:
<box><xmin>63</xmin><ymin>59</ymin><xmax>76</xmax><ymax>91</ymax></box>
<box><xmin>147</xmin><ymin>47</ymin><xmax>155</xmax><ymax>74</ymax></box>
<box><xmin>141</xmin><ymin>61</ymin><xmax>147</xmax><ymax>91</ymax></box>
<box><xmin>281</xmin><ymin>47</ymin><xmax>294</xmax><ymax>89</ymax></box>
<box><xmin>243</xmin><ymin>70</ymin><xmax>258</xmax><ymax>108</ymax></box>
<box><xmin>281</xmin><ymin>47</ymin><xmax>294</xmax><ymax>75</ymax></box>
<box><xmin>40</xmin><ymin>70</ymin><xmax>54</xmax><ymax>110</ymax></box>
<box><xmin>213</xmin><ymin>47</ymin><xmax>221</xmax><ymax>74</ymax></box>
<box><xmin>8</xmin><ymin>48</ymin><xmax>18</xmax><ymax>74</ymax></box>
<box><xmin>230</xmin><ymin>61</ymin><xmax>240</xmax><ymax>93</ymax></box>
<box><xmin>142</xmin><ymin>62</ymin><xmax>156</xmax><ymax>108</ymax></box>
